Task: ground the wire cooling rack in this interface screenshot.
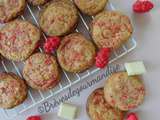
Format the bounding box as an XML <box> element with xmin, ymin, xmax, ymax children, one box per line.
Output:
<box><xmin>0</xmin><ymin>1</ymin><xmax>137</xmax><ymax>119</ymax></box>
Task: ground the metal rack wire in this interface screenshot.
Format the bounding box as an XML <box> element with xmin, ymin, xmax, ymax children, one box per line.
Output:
<box><xmin>0</xmin><ymin>1</ymin><xmax>137</xmax><ymax>119</ymax></box>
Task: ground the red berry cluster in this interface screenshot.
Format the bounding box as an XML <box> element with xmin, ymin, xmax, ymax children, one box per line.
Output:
<box><xmin>27</xmin><ymin>116</ymin><xmax>41</xmax><ymax>120</ymax></box>
<box><xmin>127</xmin><ymin>113</ymin><xmax>138</xmax><ymax>120</ymax></box>
<box><xmin>95</xmin><ymin>48</ymin><xmax>111</xmax><ymax>68</ymax></box>
<box><xmin>133</xmin><ymin>0</ymin><xmax>154</xmax><ymax>13</ymax></box>
<box><xmin>44</xmin><ymin>36</ymin><xmax>61</xmax><ymax>53</ymax></box>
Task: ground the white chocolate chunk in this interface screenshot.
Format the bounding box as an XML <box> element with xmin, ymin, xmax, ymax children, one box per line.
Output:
<box><xmin>58</xmin><ymin>103</ymin><xmax>78</xmax><ymax>120</ymax></box>
<box><xmin>125</xmin><ymin>61</ymin><xmax>146</xmax><ymax>76</ymax></box>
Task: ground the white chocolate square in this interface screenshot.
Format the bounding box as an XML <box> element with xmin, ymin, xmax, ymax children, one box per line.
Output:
<box><xmin>58</xmin><ymin>103</ymin><xmax>78</xmax><ymax>120</ymax></box>
<box><xmin>125</xmin><ymin>61</ymin><xmax>146</xmax><ymax>76</ymax></box>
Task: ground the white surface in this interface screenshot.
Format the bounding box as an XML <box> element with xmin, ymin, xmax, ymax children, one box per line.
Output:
<box><xmin>0</xmin><ymin>0</ymin><xmax>160</xmax><ymax>119</ymax></box>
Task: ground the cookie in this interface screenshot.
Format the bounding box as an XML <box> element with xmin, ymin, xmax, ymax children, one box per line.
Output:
<box><xmin>0</xmin><ymin>72</ymin><xmax>27</xmax><ymax>109</ymax></box>
<box><xmin>104</xmin><ymin>72</ymin><xmax>145</xmax><ymax>111</ymax></box>
<box><xmin>0</xmin><ymin>19</ymin><xmax>41</xmax><ymax>61</ymax></box>
<box><xmin>0</xmin><ymin>0</ymin><xmax>26</xmax><ymax>23</ymax></box>
<box><xmin>27</xmin><ymin>0</ymin><xmax>48</xmax><ymax>6</ymax></box>
<box><xmin>74</xmin><ymin>0</ymin><xmax>108</xmax><ymax>16</ymax></box>
<box><xmin>39</xmin><ymin>0</ymin><xmax>78</xmax><ymax>36</ymax></box>
<box><xmin>57</xmin><ymin>33</ymin><xmax>96</xmax><ymax>73</ymax></box>
<box><xmin>87</xmin><ymin>88</ymin><xmax>124</xmax><ymax>120</ymax></box>
<box><xmin>23</xmin><ymin>53</ymin><xmax>61</xmax><ymax>91</ymax></box>
<box><xmin>91</xmin><ymin>11</ymin><xmax>133</xmax><ymax>50</ymax></box>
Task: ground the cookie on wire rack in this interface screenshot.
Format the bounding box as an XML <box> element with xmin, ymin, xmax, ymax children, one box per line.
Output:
<box><xmin>0</xmin><ymin>72</ymin><xmax>27</xmax><ymax>109</ymax></box>
<box><xmin>0</xmin><ymin>19</ymin><xmax>41</xmax><ymax>61</ymax></box>
<box><xmin>39</xmin><ymin>0</ymin><xmax>78</xmax><ymax>37</ymax></box>
<box><xmin>23</xmin><ymin>53</ymin><xmax>61</xmax><ymax>91</ymax></box>
<box><xmin>0</xmin><ymin>0</ymin><xmax>26</xmax><ymax>23</ymax></box>
<box><xmin>90</xmin><ymin>11</ymin><xmax>133</xmax><ymax>50</ymax></box>
<box><xmin>57</xmin><ymin>33</ymin><xmax>96</xmax><ymax>73</ymax></box>
<box><xmin>74</xmin><ymin>0</ymin><xmax>108</xmax><ymax>16</ymax></box>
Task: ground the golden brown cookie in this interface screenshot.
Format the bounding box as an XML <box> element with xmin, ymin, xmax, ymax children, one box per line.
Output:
<box><xmin>0</xmin><ymin>0</ymin><xmax>26</xmax><ymax>23</ymax></box>
<box><xmin>23</xmin><ymin>53</ymin><xmax>61</xmax><ymax>91</ymax></box>
<box><xmin>39</xmin><ymin>0</ymin><xmax>78</xmax><ymax>36</ymax></box>
<box><xmin>87</xmin><ymin>88</ymin><xmax>124</xmax><ymax>120</ymax></box>
<box><xmin>104</xmin><ymin>72</ymin><xmax>145</xmax><ymax>111</ymax></box>
<box><xmin>0</xmin><ymin>72</ymin><xmax>27</xmax><ymax>109</ymax></box>
<box><xmin>0</xmin><ymin>19</ymin><xmax>41</xmax><ymax>61</ymax></box>
<box><xmin>57</xmin><ymin>33</ymin><xmax>96</xmax><ymax>73</ymax></box>
<box><xmin>74</xmin><ymin>0</ymin><xmax>108</xmax><ymax>16</ymax></box>
<box><xmin>91</xmin><ymin>11</ymin><xmax>133</xmax><ymax>50</ymax></box>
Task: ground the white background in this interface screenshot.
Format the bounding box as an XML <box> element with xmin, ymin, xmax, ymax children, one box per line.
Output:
<box><xmin>1</xmin><ymin>0</ymin><xmax>160</xmax><ymax>119</ymax></box>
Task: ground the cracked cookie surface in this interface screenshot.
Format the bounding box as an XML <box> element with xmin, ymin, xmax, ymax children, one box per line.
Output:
<box><xmin>0</xmin><ymin>19</ymin><xmax>40</xmax><ymax>61</ymax></box>
<box><xmin>0</xmin><ymin>0</ymin><xmax>26</xmax><ymax>23</ymax></box>
<box><xmin>87</xmin><ymin>88</ymin><xmax>124</xmax><ymax>120</ymax></box>
<box><xmin>57</xmin><ymin>33</ymin><xmax>96</xmax><ymax>73</ymax></box>
<box><xmin>39</xmin><ymin>0</ymin><xmax>78</xmax><ymax>36</ymax></box>
<box><xmin>0</xmin><ymin>72</ymin><xmax>27</xmax><ymax>109</ymax></box>
<box><xmin>91</xmin><ymin>11</ymin><xmax>133</xmax><ymax>50</ymax></box>
<box><xmin>104</xmin><ymin>72</ymin><xmax>145</xmax><ymax>111</ymax></box>
<box><xmin>23</xmin><ymin>53</ymin><xmax>61</xmax><ymax>91</ymax></box>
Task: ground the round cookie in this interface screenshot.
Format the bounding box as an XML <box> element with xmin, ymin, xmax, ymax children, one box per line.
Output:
<box><xmin>87</xmin><ymin>88</ymin><xmax>124</xmax><ymax>120</ymax></box>
<box><xmin>57</xmin><ymin>33</ymin><xmax>96</xmax><ymax>73</ymax></box>
<box><xmin>0</xmin><ymin>0</ymin><xmax>26</xmax><ymax>23</ymax></box>
<box><xmin>0</xmin><ymin>72</ymin><xmax>27</xmax><ymax>109</ymax></box>
<box><xmin>0</xmin><ymin>19</ymin><xmax>40</xmax><ymax>61</ymax></box>
<box><xmin>104</xmin><ymin>72</ymin><xmax>145</xmax><ymax>111</ymax></box>
<box><xmin>74</xmin><ymin>0</ymin><xmax>108</xmax><ymax>16</ymax></box>
<box><xmin>91</xmin><ymin>11</ymin><xmax>133</xmax><ymax>50</ymax></box>
<box><xmin>39</xmin><ymin>0</ymin><xmax>78</xmax><ymax>36</ymax></box>
<box><xmin>23</xmin><ymin>53</ymin><xmax>61</xmax><ymax>91</ymax></box>
<box><xmin>28</xmin><ymin>0</ymin><xmax>48</xmax><ymax>6</ymax></box>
